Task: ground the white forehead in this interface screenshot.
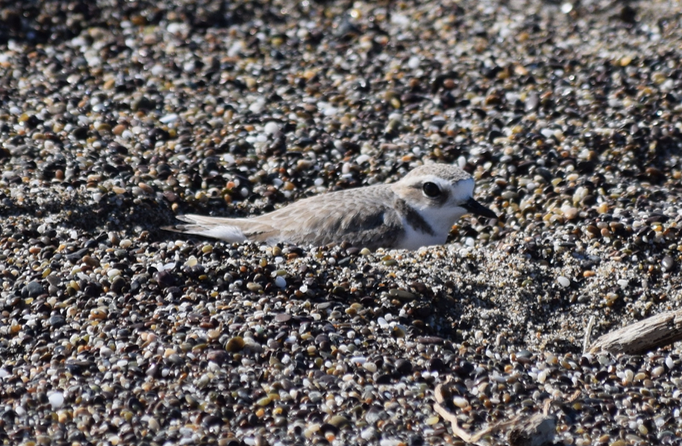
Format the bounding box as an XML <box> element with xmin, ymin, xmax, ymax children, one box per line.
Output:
<box><xmin>452</xmin><ymin>177</ymin><xmax>475</xmax><ymax>201</ymax></box>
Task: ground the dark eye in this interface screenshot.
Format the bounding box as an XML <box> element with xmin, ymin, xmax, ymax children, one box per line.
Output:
<box><xmin>422</xmin><ymin>182</ymin><xmax>441</xmax><ymax>198</ymax></box>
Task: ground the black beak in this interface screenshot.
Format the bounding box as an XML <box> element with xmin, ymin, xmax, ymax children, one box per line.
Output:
<box><xmin>463</xmin><ymin>198</ymin><xmax>497</xmax><ymax>219</ymax></box>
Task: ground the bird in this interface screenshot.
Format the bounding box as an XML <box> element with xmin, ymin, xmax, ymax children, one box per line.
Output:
<box><xmin>164</xmin><ymin>163</ymin><xmax>497</xmax><ymax>250</ymax></box>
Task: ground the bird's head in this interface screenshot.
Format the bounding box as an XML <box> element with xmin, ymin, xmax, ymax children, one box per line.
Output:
<box><xmin>392</xmin><ymin>164</ymin><xmax>497</xmax><ymax>223</ymax></box>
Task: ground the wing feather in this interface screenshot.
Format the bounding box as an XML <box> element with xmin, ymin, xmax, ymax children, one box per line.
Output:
<box><xmin>164</xmin><ymin>184</ymin><xmax>403</xmax><ymax>249</ymax></box>
<box><xmin>252</xmin><ymin>185</ymin><xmax>403</xmax><ymax>249</ymax></box>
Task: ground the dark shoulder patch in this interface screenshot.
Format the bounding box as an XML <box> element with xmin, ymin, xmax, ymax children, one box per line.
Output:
<box><xmin>394</xmin><ymin>199</ymin><xmax>435</xmax><ymax>236</ymax></box>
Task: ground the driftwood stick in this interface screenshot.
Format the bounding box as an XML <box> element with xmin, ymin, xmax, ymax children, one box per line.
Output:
<box><xmin>433</xmin><ymin>400</ymin><xmax>481</xmax><ymax>444</ymax></box>
<box><xmin>589</xmin><ymin>309</ymin><xmax>682</xmax><ymax>354</ymax></box>
<box><xmin>433</xmin><ymin>382</ymin><xmax>491</xmax><ymax>444</ymax></box>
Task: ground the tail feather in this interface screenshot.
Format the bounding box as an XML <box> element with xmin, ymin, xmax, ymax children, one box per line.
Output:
<box><xmin>163</xmin><ymin>214</ymin><xmax>250</xmax><ymax>243</ymax></box>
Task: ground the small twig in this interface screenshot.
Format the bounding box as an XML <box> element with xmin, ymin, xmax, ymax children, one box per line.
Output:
<box><xmin>542</xmin><ymin>398</ymin><xmax>552</xmax><ymax>415</ymax></box>
<box><xmin>583</xmin><ymin>316</ymin><xmax>595</xmax><ymax>354</ymax></box>
<box><xmin>565</xmin><ymin>389</ymin><xmax>582</xmax><ymax>404</ymax></box>
<box><xmin>433</xmin><ymin>382</ymin><xmax>484</xmax><ymax>443</ymax></box>
<box><xmin>433</xmin><ymin>399</ymin><xmax>477</xmax><ymax>443</ymax></box>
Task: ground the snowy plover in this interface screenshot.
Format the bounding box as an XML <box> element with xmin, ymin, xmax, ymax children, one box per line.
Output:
<box><xmin>164</xmin><ymin>163</ymin><xmax>496</xmax><ymax>250</ymax></box>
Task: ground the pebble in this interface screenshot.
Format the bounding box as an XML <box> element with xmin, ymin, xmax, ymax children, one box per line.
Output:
<box><xmin>23</xmin><ymin>281</ymin><xmax>45</xmax><ymax>297</ymax></box>
<box><xmin>264</xmin><ymin>122</ymin><xmax>281</xmax><ymax>135</ymax></box>
<box><xmin>557</xmin><ymin>276</ymin><xmax>570</xmax><ymax>288</ymax></box>
<box><xmin>662</xmin><ymin>256</ymin><xmax>674</xmax><ymax>270</ymax></box>
<box><xmin>49</xmin><ymin>314</ymin><xmax>66</xmax><ymax>328</ymax></box>
<box><xmin>274</xmin><ymin>313</ymin><xmax>291</xmax><ymax>323</ymax></box>
<box><xmin>48</xmin><ymin>392</ymin><xmax>64</xmax><ymax>409</ymax></box>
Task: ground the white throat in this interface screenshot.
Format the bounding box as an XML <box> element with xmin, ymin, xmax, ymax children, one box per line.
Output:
<box><xmin>395</xmin><ymin>205</ymin><xmax>467</xmax><ymax>250</ymax></box>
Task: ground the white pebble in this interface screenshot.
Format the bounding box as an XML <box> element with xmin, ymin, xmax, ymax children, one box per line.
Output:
<box><xmin>323</xmin><ymin>106</ymin><xmax>338</xmax><ymax>116</ymax></box>
<box><xmin>99</xmin><ymin>346</ymin><xmax>113</xmax><ymax>357</ymax></box>
<box><xmin>356</xmin><ymin>154</ymin><xmax>370</xmax><ymax>164</ymax></box>
<box><xmin>390</xmin><ymin>14</ymin><xmax>410</xmax><ymax>27</ymax></box>
<box><xmin>167</xmin><ymin>23</ymin><xmax>188</xmax><ymax>34</ymax></box>
<box><xmin>159</xmin><ymin>113</ymin><xmax>179</xmax><ymax>124</ymax></box>
<box><xmin>48</xmin><ymin>392</ymin><xmax>64</xmax><ymax>409</ymax></box>
<box><xmin>151</xmin><ymin>64</ymin><xmax>164</xmax><ymax>76</ymax></box>
<box><xmin>407</xmin><ymin>56</ymin><xmax>421</xmax><ymax>69</ymax></box>
<box><xmin>380</xmin><ymin>440</ymin><xmax>403</xmax><ymax>446</ymax></box>
<box><xmin>453</xmin><ymin>396</ymin><xmax>469</xmax><ymax>408</ymax></box>
<box><xmin>264</xmin><ymin>121</ymin><xmax>281</xmax><ymax>135</ymax></box>
<box><xmin>249</xmin><ymin>99</ymin><xmax>265</xmax><ymax>113</ymax></box>
<box><xmin>227</xmin><ymin>41</ymin><xmax>244</xmax><ymax>57</ymax></box>
<box><xmin>538</xmin><ymin>370</ymin><xmax>548</xmax><ymax>383</ymax></box>
<box><xmin>557</xmin><ymin>276</ymin><xmax>570</xmax><ymax>288</ymax></box>
<box><xmin>363</xmin><ymin>362</ymin><xmax>377</xmax><ymax>373</ymax></box>
<box><xmin>361</xmin><ymin>427</ymin><xmax>376</xmax><ymax>440</ymax></box>
<box><xmin>540</xmin><ymin>128</ymin><xmax>555</xmax><ymax>139</ymax></box>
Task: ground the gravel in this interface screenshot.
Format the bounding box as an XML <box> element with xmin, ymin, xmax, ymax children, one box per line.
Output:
<box><xmin>1</xmin><ymin>0</ymin><xmax>682</xmax><ymax>445</ymax></box>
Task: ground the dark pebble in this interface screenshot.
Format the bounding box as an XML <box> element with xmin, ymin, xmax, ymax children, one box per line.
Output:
<box><xmin>49</xmin><ymin>314</ymin><xmax>65</xmax><ymax>328</ymax></box>
<box><xmin>416</xmin><ymin>336</ymin><xmax>444</xmax><ymax>344</ymax></box>
<box><xmin>395</xmin><ymin>359</ymin><xmax>412</xmax><ymax>376</ymax></box>
<box><xmin>206</xmin><ymin>350</ymin><xmax>229</xmax><ymax>363</ymax></box>
<box><xmin>428</xmin><ymin>358</ymin><xmax>445</xmax><ymax>371</ymax></box>
<box><xmin>274</xmin><ymin>313</ymin><xmax>292</xmax><ymax>323</ymax></box>
<box><xmin>72</xmin><ymin>126</ymin><xmax>89</xmax><ymax>139</ymax></box>
<box><xmin>156</xmin><ymin>270</ymin><xmax>176</xmax><ymax>288</ymax></box>
<box><xmin>374</xmin><ymin>373</ymin><xmax>392</xmax><ymax>384</ymax></box>
<box><xmin>83</xmin><ymin>283</ymin><xmax>102</xmax><ymax>298</ymax></box>
<box><xmin>165</xmin><ymin>353</ymin><xmax>184</xmax><ymax>365</ymax></box>
<box><xmin>23</xmin><ymin>281</ymin><xmax>45</xmax><ymax>298</ymax></box>
<box><xmin>110</xmin><ymin>276</ymin><xmax>126</xmax><ymax>293</ymax></box>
